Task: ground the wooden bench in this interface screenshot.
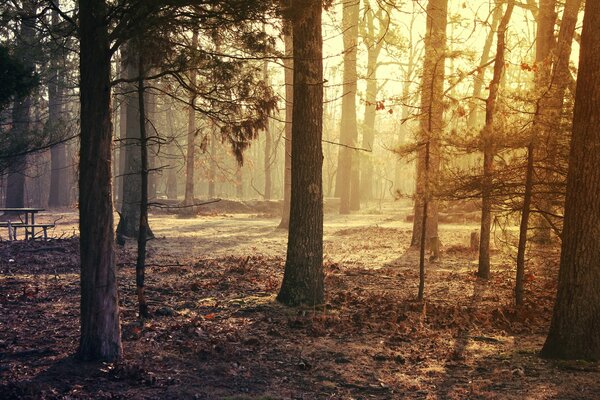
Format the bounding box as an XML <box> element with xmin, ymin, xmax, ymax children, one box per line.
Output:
<box><xmin>0</xmin><ymin>222</ymin><xmax>55</xmax><ymax>241</ymax></box>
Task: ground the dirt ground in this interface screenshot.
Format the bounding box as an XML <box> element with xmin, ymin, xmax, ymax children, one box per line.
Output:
<box><xmin>0</xmin><ymin>200</ymin><xmax>599</xmax><ymax>399</ymax></box>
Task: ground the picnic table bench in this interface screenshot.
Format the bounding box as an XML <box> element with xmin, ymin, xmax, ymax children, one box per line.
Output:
<box><xmin>0</xmin><ymin>208</ymin><xmax>55</xmax><ymax>241</ymax></box>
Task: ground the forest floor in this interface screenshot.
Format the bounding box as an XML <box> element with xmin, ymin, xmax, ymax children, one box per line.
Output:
<box><xmin>1</xmin><ymin>200</ymin><xmax>599</xmax><ymax>399</ymax></box>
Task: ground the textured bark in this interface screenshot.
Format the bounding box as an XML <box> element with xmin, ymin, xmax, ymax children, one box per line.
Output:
<box><xmin>542</xmin><ymin>0</ymin><xmax>600</xmax><ymax>360</ymax></box>
<box><xmin>411</xmin><ymin>0</ymin><xmax>447</xmax><ymax>248</ymax></box>
<box><xmin>337</xmin><ymin>0</ymin><xmax>359</xmax><ymax>214</ymax></box>
<box><xmin>278</xmin><ymin>20</ymin><xmax>293</xmax><ymax>229</ymax></box>
<box><xmin>77</xmin><ymin>0</ymin><xmax>122</xmax><ymax>361</ymax></box>
<box><xmin>478</xmin><ymin>1</ymin><xmax>514</xmax><ymax>280</ymax></box>
<box><xmin>277</xmin><ymin>0</ymin><xmax>324</xmax><ymax>307</ymax></box>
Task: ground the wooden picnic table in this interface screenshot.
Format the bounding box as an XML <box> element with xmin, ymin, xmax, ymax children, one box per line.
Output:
<box><xmin>0</xmin><ymin>208</ymin><xmax>52</xmax><ymax>240</ymax></box>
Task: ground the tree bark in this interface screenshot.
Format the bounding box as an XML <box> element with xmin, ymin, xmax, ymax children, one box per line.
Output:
<box><xmin>411</xmin><ymin>0</ymin><xmax>447</xmax><ymax>249</ymax></box>
<box><xmin>77</xmin><ymin>0</ymin><xmax>122</xmax><ymax>361</ymax></box>
<box><xmin>136</xmin><ymin>54</ymin><xmax>149</xmax><ymax>318</ymax></box>
<box><xmin>337</xmin><ymin>0</ymin><xmax>359</xmax><ymax>214</ymax></box>
<box><xmin>542</xmin><ymin>0</ymin><xmax>600</xmax><ymax>360</ymax></box>
<box><xmin>277</xmin><ymin>0</ymin><xmax>324</xmax><ymax>307</ymax></box>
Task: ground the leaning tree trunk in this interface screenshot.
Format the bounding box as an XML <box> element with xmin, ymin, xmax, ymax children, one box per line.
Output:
<box><xmin>541</xmin><ymin>0</ymin><xmax>600</xmax><ymax>360</ymax></box>
<box><xmin>277</xmin><ymin>0</ymin><xmax>324</xmax><ymax>307</ymax></box>
<box><xmin>278</xmin><ymin>17</ymin><xmax>293</xmax><ymax>229</ymax></box>
<box><xmin>477</xmin><ymin>1</ymin><xmax>514</xmax><ymax>279</ymax></box>
<box><xmin>337</xmin><ymin>0</ymin><xmax>359</xmax><ymax>214</ymax></box>
<box><xmin>411</xmin><ymin>0</ymin><xmax>447</xmax><ymax>250</ymax></box>
<box><xmin>77</xmin><ymin>0</ymin><xmax>122</xmax><ymax>361</ymax></box>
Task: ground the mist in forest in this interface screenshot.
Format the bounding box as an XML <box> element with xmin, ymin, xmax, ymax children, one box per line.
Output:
<box><xmin>1</xmin><ymin>0</ymin><xmax>599</xmax><ymax>398</ymax></box>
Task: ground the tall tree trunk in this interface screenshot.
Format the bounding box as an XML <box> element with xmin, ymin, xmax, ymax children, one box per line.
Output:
<box><xmin>145</xmin><ymin>90</ymin><xmax>157</xmax><ymax>202</ymax></box>
<box><xmin>411</xmin><ymin>0</ymin><xmax>447</xmax><ymax>249</ymax></box>
<box><xmin>277</xmin><ymin>0</ymin><xmax>324</xmax><ymax>306</ymax></box>
<box><xmin>541</xmin><ymin>0</ymin><xmax>600</xmax><ymax>360</ymax></box>
<box><xmin>208</xmin><ymin>128</ymin><xmax>217</xmax><ymax>198</ymax></box>
<box><xmin>136</xmin><ymin>53</ymin><xmax>149</xmax><ymax>318</ymax></box>
<box><xmin>118</xmin><ymin>42</ymin><xmax>143</xmax><ymax>238</ymax></box>
<box><xmin>6</xmin><ymin>2</ymin><xmax>36</xmax><ymax>210</ymax></box>
<box><xmin>184</xmin><ymin>30</ymin><xmax>199</xmax><ymax>207</ymax></box>
<box><xmin>77</xmin><ymin>0</ymin><xmax>122</xmax><ymax>361</ymax></box>
<box><xmin>468</xmin><ymin>4</ymin><xmax>502</xmax><ymax>129</ymax></box>
<box><xmin>278</xmin><ymin>18</ymin><xmax>293</xmax><ymax>229</ymax></box>
<box><xmin>116</xmin><ymin>52</ymin><xmax>128</xmax><ymax>209</ymax></box>
<box><xmin>515</xmin><ymin>143</ymin><xmax>534</xmax><ymax>305</ymax></box>
<box><xmin>337</xmin><ymin>0</ymin><xmax>359</xmax><ymax>214</ymax></box>
<box><xmin>516</xmin><ymin>0</ymin><xmax>580</xmax><ymax>304</ymax></box>
<box><xmin>48</xmin><ymin>10</ymin><xmax>69</xmax><ymax>208</ymax></box>
<box><xmin>165</xmin><ymin>107</ymin><xmax>178</xmax><ymax>200</ymax></box>
<box><xmin>532</xmin><ymin>0</ymin><xmax>582</xmax><ymax>243</ymax></box>
<box><xmin>360</xmin><ymin>6</ymin><xmax>387</xmax><ymax>202</ymax></box>
<box><xmin>478</xmin><ymin>1</ymin><xmax>514</xmax><ymax>279</ymax></box>
<box><xmin>529</xmin><ymin>0</ymin><xmax>558</xmax><ymax>244</ymax></box>
<box><xmin>263</xmin><ymin>59</ymin><xmax>272</xmax><ymax>201</ymax></box>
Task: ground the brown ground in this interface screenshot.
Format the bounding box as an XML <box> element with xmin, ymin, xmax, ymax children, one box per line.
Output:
<box><xmin>0</xmin><ymin>201</ymin><xmax>599</xmax><ymax>399</ymax></box>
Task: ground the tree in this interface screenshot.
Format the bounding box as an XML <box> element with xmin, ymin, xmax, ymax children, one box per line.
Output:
<box><xmin>541</xmin><ymin>0</ymin><xmax>600</xmax><ymax>360</ymax></box>
<box><xmin>77</xmin><ymin>0</ymin><xmax>122</xmax><ymax>361</ymax></box>
<box><xmin>359</xmin><ymin>1</ymin><xmax>391</xmax><ymax>202</ymax></box>
<box><xmin>411</xmin><ymin>0</ymin><xmax>447</xmax><ymax>251</ymax></box>
<box><xmin>277</xmin><ymin>0</ymin><xmax>324</xmax><ymax>306</ymax></box>
<box><xmin>516</xmin><ymin>0</ymin><xmax>582</xmax><ymax>304</ymax></box>
<box><xmin>6</xmin><ymin>1</ymin><xmax>37</xmax><ymax>209</ymax></box>
<box><xmin>337</xmin><ymin>0</ymin><xmax>360</xmax><ymax>214</ymax></box>
<box><xmin>184</xmin><ymin>30</ymin><xmax>199</xmax><ymax>208</ymax></box>
<box><xmin>477</xmin><ymin>0</ymin><xmax>514</xmax><ymax>280</ymax></box>
<box><xmin>47</xmin><ymin>10</ymin><xmax>71</xmax><ymax>208</ymax></box>
<box><xmin>278</xmin><ymin>13</ymin><xmax>293</xmax><ymax>229</ymax></box>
